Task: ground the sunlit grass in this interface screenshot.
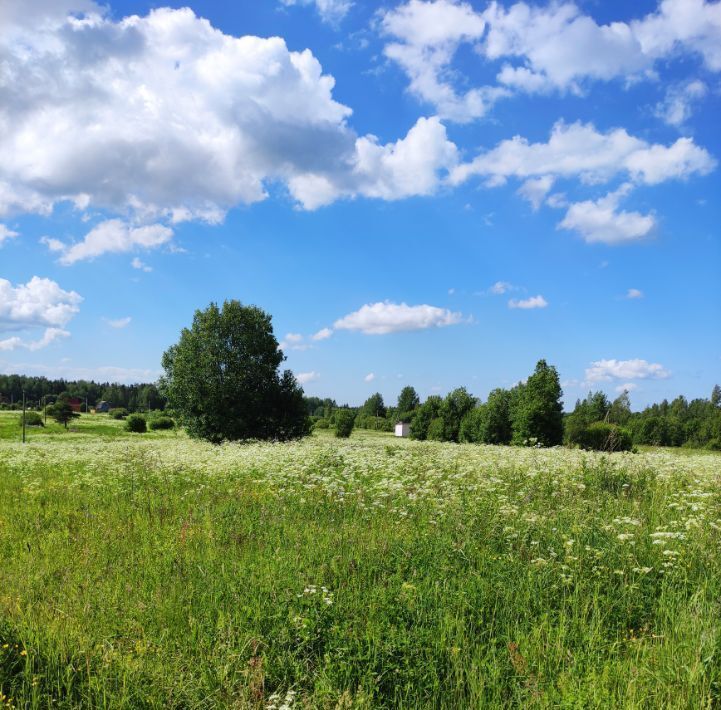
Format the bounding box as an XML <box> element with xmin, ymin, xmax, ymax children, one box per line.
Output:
<box><xmin>1</xmin><ymin>422</ymin><xmax>719</xmax><ymax>707</ymax></box>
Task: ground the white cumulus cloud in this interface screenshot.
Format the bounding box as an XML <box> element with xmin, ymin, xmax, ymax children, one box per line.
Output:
<box><xmin>508</xmin><ymin>295</ymin><xmax>548</xmax><ymax>309</ymax></box>
<box><xmin>59</xmin><ymin>220</ymin><xmax>174</xmax><ymax>264</ymax></box>
<box><xmin>364</xmin><ymin>372</ymin><xmax>376</xmax><ymax>382</ymax></box>
<box><xmin>131</xmin><ymin>257</ymin><xmax>152</xmax><ymax>272</ymax></box>
<box><xmin>296</xmin><ymin>371</ymin><xmax>320</xmax><ymax>385</ymax></box>
<box><xmin>0</xmin><ymin>275</ymin><xmax>81</xmax><ymax>351</ymax></box>
<box><xmin>559</xmin><ymin>184</ymin><xmax>655</xmax><ymax>245</ymax></box>
<box><xmin>585</xmin><ymin>358</ymin><xmax>671</xmax><ymax>382</ymax></box>
<box><xmin>0</xmin><ymin>225</ymin><xmax>19</xmax><ymax>246</ymax></box>
<box><xmin>655</xmin><ymin>80</ymin><xmax>708</xmax><ymax>127</ymax></box>
<box><xmin>334</xmin><ymin>301</ymin><xmax>463</xmax><ymax>335</ymax></box>
<box><xmin>312</xmin><ymin>327</ymin><xmax>334</xmax><ymax>341</ymax></box>
<box><xmin>279</xmin><ymin>0</ymin><xmax>352</xmax><ymax>23</ymax></box>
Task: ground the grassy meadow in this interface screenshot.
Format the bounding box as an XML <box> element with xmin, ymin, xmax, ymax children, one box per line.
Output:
<box><xmin>1</xmin><ymin>410</ymin><xmax>720</xmax><ymax>708</ymax></box>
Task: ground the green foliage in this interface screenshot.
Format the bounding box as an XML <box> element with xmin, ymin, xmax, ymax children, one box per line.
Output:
<box><xmin>361</xmin><ymin>392</ymin><xmax>386</xmax><ymax>418</ymax></box>
<box><xmin>574</xmin><ymin>422</ymin><xmax>633</xmax><ymax>452</ymax></box>
<box><xmin>47</xmin><ymin>400</ymin><xmax>80</xmax><ymax>429</ymax></box>
<box><xmin>512</xmin><ymin>360</ymin><xmax>564</xmax><ymax>446</ymax></box>
<box><xmin>312</xmin><ymin>418</ymin><xmax>330</xmax><ymax>430</ymax></box>
<box><xmin>355</xmin><ymin>414</ymin><xmax>393</xmax><ymax>431</ymax></box>
<box><xmin>148</xmin><ymin>416</ymin><xmax>175</xmax><ymax>431</ymax></box>
<box><xmin>483</xmin><ymin>388</ymin><xmax>513</xmax><ymax>444</ymax></box>
<box><xmin>439</xmin><ymin>387</ymin><xmax>476</xmax><ymax>442</ymax></box>
<box><xmin>410</xmin><ymin>396</ymin><xmax>442</xmax><ymax>440</ymax></box>
<box><xmin>125</xmin><ymin>414</ymin><xmax>147</xmax><ymax>433</ymax></box>
<box><xmin>396</xmin><ymin>386</ymin><xmax>420</xmax><ymax>418</ymax></box>
<box><xmin>109</xmin><ymin>408</ymin><xmax>128</xmax><ymax>420</ymax></box>
<box><xmin>459</xmin><ymin>406</ymin><xmax>486</xmax><ymax>443</ymax></box>
<box><xmin>20</xmin><ymin>411</ymin><xmax>44</xmax><ymax>427</ymax></box>
<box><xmin>161</xmin><ymin>300</ymin><xmax>310</xmax><ymax>443</ymax></box>
<box><xmin>334</xmin><ymin>409</ymin><xmax>355</xmax><ymax>438</ymax></box>
<box><xmin>426</xmin><ymin>417</ymin><xmax>445</xmax><ymax>441</ymax></box>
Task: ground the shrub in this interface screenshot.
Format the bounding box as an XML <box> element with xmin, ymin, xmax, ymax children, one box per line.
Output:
<box><xmin>109</xmin><ymin>408</ymin><xmax>128</xmax><ymax>420</ymax></box>
<box><xmin>20</xmin><ymin>411</ymin><xmax>44</xmax><ymax>427</ymax></box>
<box><xmin>706</xmin><ymin>438</ymin><xmax>721</xmax><ymax>451</ymax></box>
<box><xmin>148</xmin><ymin>416</ymin><xmax>175</xmax><ymax>431</ymax></box>
<box><xmin>313</xmin><ymin>418</ymin><xmax>330</xmax><ymax>430</ymax></box>
<box><xmin>125</xmin><ymin>414</ymin><xmax>147</xmax><ymax>433</ymax></box>
<box><xmin>427</xmin><ymin>417</ymin><xmax>445</xmax><ymax>441</ymax></box>
<box><xmin>576</xmin><ymin>422</ymin><xmax>633</xmax><ymax>452</ymax></box>
<box><xmin>335</xmin><ymin>410</ymin><xmax>355</xmax><ymax>438</ymax></box>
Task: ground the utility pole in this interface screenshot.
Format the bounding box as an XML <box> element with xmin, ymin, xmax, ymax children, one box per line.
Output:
<box><xmin>22</xmin><ymin>389</ymin><xmax>26</xmax><ymax>444</ymax></box>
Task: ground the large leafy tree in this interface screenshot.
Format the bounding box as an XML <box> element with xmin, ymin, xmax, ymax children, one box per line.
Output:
<box><xmin>440</xmin><ymin>387</ymin><xmax>476</xmax><ymax>442</ymax></box>
<box><xmin>160</xmin><ymin>300</ymin><xmax>310</xmax><ymax>443</ymax></box>
<box><xmin>361</xmin><ymin>392</ymin><xmax>386</xmax><ymax>418</ymax></box>
<box><xmin>396</xmin><ymin>386</ymin><xmax>420</xmax><ymax>418</ymax></box>
<box><xmin>512</xmin><ymin>360</ymin><xmax>564</xmax><ymax>446</ymax></box>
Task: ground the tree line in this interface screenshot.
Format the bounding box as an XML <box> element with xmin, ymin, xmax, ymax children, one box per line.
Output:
<box><xmin>314</xmin><ymin>368</ymin><xmax>721</xmax><ymax>451</ymax></box>
<box><xmin>0</xmin><ymin>374</ymin><xmax>166</xmax><ymax>412</ymax></box>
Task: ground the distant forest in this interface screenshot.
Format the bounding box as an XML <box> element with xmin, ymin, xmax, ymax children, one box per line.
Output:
<box><xmin>2</xmin><ymin>368</ymin><xmax>720</xmax><ymax>450</ymax></box>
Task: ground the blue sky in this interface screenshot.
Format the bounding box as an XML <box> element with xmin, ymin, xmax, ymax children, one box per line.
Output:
<box><xmin>0</xmin><ymin>0</ymin><xmax>719</xmax><ymax>408</ymax></box>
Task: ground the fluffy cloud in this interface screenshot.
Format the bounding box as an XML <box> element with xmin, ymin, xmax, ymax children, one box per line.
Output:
<box><xmin>364</xmin><ymin>372</ymin><xmax>376</xmax><ymax>382</ymax></box>
<box><xmin>488</xmin><ymin>281</ymin><xmax>514</xmax><ymax>295</ymax></box>
<box><xmin>508</xmin><ymin>295</ymin><xmax>548</xmax><ymax>309</ymax></box>
<box><xmin>0</xmin><ymin>3</ymin><xmax>460</xmax><ymax>229</ymax></box>
<box><xmin>0</xmin><ymin>225</ymin><xmax>19</xmax><ymax>246</ymax></box>
<box><xmin>105</xmin><ymin>317</ymin><xmax>132</xmax><ymax>329</ymax></box>
<box><xmin>279</xmin><ymin>0</ymin><xmax>352</xmax><ymax>23</ymax></box>
<box><xmin>585</xmin><ymin>358</ymin><xmax>671</xmax><ymax>382</ymax></box>
<box><xmin>312</xmin><ymin>327</ymin><xmax>334</xmax><ymax>341</ymax></box>
<box><xmin>517</xmin><ymin>176</ymin><xmax>554</xmax><ymax>210</ymax></box>
<box><xmin>381</xmin><ymin>0</ymin><xmax>721</xmax><ymax>115</ymax></box>
<box><xmin>40</xmin><ymin>236</ymin><xmax>65</xmax><ymax>253</ymax></box>
<box><xmin>279</xmin><ymin>332</ymin><xmax>312</xmax><ymax>351</ymax></box>
<box><xmin>559</xmin><ymin>184</ymin><xmax>655</xmax><ymax>245</ymax></box>
<box><xmin>0</xmin><ymin>276</ymin><xmax>81</xmax><ymax>351</ymax></box>
<box><xmin>58</xmin><ymin>220</ymin><xmax>174</xmax><ymax>264</ymax></box>
<box><xmin>380</xmin><ymin>0</ymin><xmax>506</xmax><ymax>122</ymax></box>
<box><xmin>483</xmin><ymin>1</ymin><xmax>652</xmax><ymax>94</ymax></box>
<box><xmin>287</xmin><ymin>116</ymin><xmax>458</xmax><ymax>209</ymax></box>
<box><xmin>334</xmin><ymin>301</ymin><xmax>463</xmax><ymax>335</ymax></box>
<box><xmin>296</xmin><ymin>371</ymin><xmax>320</xmax><ymax>384</ymax></box>
<box><xmin>626</xmin><ymin>288</ymin><xmax>644</xmax><ymax>299</ymax></box>
<box><xmin>655</xmin><ymin>80</ymin><xmax>708</xmax><ymax>127</ymax></box>
<box><xmin>616</xmin><ymin>382</ymin><xmax>639</xmax><ymax>393</ymax></box>
<box><xmin>451</xmin><ymin>121</ymin><xmax>715</xmax><ymax>187</ymax></box>
<box><xmin>0</xmin><ymin>276</ymin><xmax>82</xmax><ymax>330</ymax></box>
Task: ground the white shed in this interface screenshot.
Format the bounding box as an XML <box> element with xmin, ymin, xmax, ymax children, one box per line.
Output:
<box><xmin>394</xmin><ymin>422</ymin><xmax>410</xmax><ymax>438</ymax></box>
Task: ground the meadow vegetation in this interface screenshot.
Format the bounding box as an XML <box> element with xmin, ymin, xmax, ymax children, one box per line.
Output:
<box><xmin>1</xmin><ymin>411</ymin><xmax>720</xmax><ymax>708</ymax></box>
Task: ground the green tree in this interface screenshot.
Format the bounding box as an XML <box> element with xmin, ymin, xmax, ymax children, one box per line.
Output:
<box><xmin>160</xmin><ymin>300</ymin><xmax>310</xmax><ymax>443</ymax></box>
<box><xmin>396</xmin><ymin>386</ymin><xmax>420</xmax><ymax>418</ymax></box>
<box><xmin>483</xmin><ymin>388</ymin><xmax>513</xmax><ymax>444</ymax></box>
<box><xmin>711</xmin><ymin>384</ymin><xmax>721</xmax><ymax>408</ymax></box>
<box><xmin>361</xmin><ymin>393</ymin><xmax>386</xmax><ymax>418</ymax></box>
<box><xmin>512</xmin><ymin>360</ymin><xmax>564</xmax><ymax>446</ymax></box>
<box><xmin>48</xmin><ymin>396</ymin><xmax>80</xmax><ymax>429</ymax></box>
<box><xmin>335</xmin><ymin>409</ymin><xmax>355</xmax><ymax>438</ymax></box>
<box><xmin>410</xmin><ymin>396</ymin><xmax>442</xmax><ymax>440</ymax></box>
<box><xmin>609</xmin><ymin>390</ymin><xmax>632</xmax><ymax>425</ymax></box>
<box><xmin>440</xmin><ymin>387</ymin><xmax>476</xmax><ymax>442</ymax></box>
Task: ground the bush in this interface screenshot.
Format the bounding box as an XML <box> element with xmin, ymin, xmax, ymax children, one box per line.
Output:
<box><xmin>427</xmin><ymin>417</ymin><xmax>445</xmax><ymax>441</ymax></box>
<box><xmin>125</xmin><ymin>414</ymin><xmax>147</xmax><ymax>433</ymax></box>
<box><xmin>313</xmin><ymin>418</ymin><xmax>330</xmax><ymax>430</ymax></box>
<box><xmin>109</xmin><ymin>408</ymin><xmax>128</xmax><ymax>420</ymax></box>
<box><xmin>576</xmin><ymin>422</ymin><xmax>633</xmax><ymax>452</ymax></box>
<box><xmin>335</xmin><ymin>410</ymin><xmax>355</xmax><ymax>438</ymax></box>
<box><xmin>20</xmin><ymin>411</ymin><xmax>44</xmax><ymax>427</ymax></box>
<box><xmin>148</xmin><ymin>416</ymin><xmax>175</xmax><ymax>431</ymax></box>
<box><xmin>705</xmin><ymin>438</ymin><xmax>721</xmax><ymax>451</ymax></box>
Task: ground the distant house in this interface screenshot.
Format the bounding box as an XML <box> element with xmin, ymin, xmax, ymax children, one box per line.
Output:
<box><xmin>67</xmin><ymin>397</ymin><xmax>83</xmax><ymax>412</ymax></box>
<box><xmin>96</xmin><ymin>401</ymin><xmax>110</xmax><ymax>413</ymax></box>
<box><xmin>394</xmin><ymin>422</ymin><xmax>410</xmax><ymax>438</ymax></box>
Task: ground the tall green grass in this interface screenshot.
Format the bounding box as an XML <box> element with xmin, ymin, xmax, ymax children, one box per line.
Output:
<box><xmin>1</xmin><ymin>427</ymin><xmax>719</xmax><ymax>708</ymax></box>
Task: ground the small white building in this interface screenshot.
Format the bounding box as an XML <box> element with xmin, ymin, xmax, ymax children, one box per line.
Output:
<box><xmin>394</xmin><ymin>422</ymin><xmax>410</xmax><ymax>438</ymax></box>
